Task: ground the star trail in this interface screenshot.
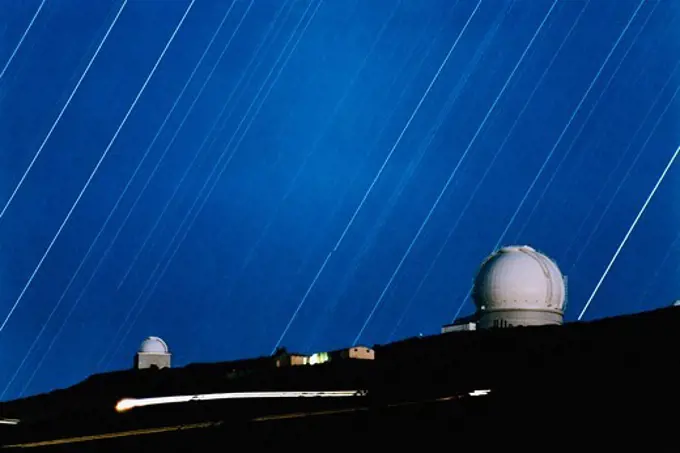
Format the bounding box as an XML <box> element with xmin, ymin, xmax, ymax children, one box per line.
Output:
<box><xmin>0</xmin><ymin>0</ymin><xmax>678</xmax><ymax>400</ymax></box>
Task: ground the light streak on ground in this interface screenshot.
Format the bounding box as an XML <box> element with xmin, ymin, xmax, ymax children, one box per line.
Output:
<box><xmin>115</xmin><ymin>390</ymin><xmax>366</xmax><ymax>412</ymax></box>
<box><xmin>3</xmin><ymin>390</ymin><xmax>491</xmax><ymax>448</ymax></box>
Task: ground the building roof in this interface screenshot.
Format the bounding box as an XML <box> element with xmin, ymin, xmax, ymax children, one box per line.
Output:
<box><xmin>443</xmin><ymin>313</ymin><xmax>479</xmax><ymax>327</ymax></box>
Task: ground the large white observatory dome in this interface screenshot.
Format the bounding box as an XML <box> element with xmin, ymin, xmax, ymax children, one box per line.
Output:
<box><xmin>472</xmin><ymin>245</ymin><xmax>566</xmax><ymax>328</ymax></box>
<box><xmin>139</xmin><ymin>336</ymin><xmax>169</xmax><ymax>354</ymax></box>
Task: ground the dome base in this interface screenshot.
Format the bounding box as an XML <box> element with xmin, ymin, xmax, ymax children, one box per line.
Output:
<box><xmin>478</xmin><ymin>309</ymin><xmax>563</xmax><ymax>329</ymax></box>
<box><xmin>134</xmin><ymin>352</ymin><xmax>171</xmax><ymax>370</ymax></box>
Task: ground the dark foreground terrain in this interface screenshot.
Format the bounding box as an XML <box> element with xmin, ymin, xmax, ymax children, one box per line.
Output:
<box><xmin>1</xmin><ymin>307</ymin><xmax>678</xmax><ymax>450</ymax></box>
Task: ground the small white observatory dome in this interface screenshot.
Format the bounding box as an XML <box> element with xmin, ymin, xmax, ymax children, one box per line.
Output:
<box><xmin>139</xmin><ymin>336</ymin><xmax>169</xmax><ymax>354</ymax></box>
<box><xmin>473</xmin><ymin>245</ymin><xmax>566</xmax><ymax>328</ymax></box>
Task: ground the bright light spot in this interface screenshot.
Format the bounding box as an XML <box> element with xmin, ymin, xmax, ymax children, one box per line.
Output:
<box><xmin>308</xmin><ymin>352</ymin><xmax>330</xmax><ymax>365</ymax></box>
<box><xmin>0</xmin><ymin>418</ymin><xmax>20</xmax><ymax>425</ymax></box>
<box><xmin>468</xmin><ymin>389</ymin><xmax>491</xmax><ymax>397</ymax></box>
<box><xmin>115</xmin><ymin>398</ymin><xmax>137</xmax><ymax>413</ymax></box>
<box><xmin>115</xmin><ymin>390</ymin><xmax>366</xmax><ymax>412</ymax></box>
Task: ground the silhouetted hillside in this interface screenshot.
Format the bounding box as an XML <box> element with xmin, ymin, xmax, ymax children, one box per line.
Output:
<box><xmin>1</xmin><ymin>307</ymin><xmax>678</xmax><ymax>449</ymax></box>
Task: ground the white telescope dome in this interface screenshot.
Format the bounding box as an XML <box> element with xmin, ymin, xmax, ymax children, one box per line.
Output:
<box><xmin>472</xmin><ymin>245</ymin><xmax>566</xmax><ymax>314</ymax></box>
<box><xmin>139</xmin><ymin>336</ymin><xmax>169</xmax><ymax>354</ymax></box>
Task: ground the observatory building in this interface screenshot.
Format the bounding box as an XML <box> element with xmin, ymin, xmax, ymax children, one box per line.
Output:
<box><xmin>443</xmin><ymin>245</ymin><xmax>567</xmax><ymax>333</ymax></box>
<box><xmin>134</xmin><ymin>336</ymin><xmax>171</xmax><ymax>370</ymax></box>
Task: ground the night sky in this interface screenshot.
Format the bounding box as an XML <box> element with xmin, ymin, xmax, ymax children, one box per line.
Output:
<box><xmin>0</xmin><ymin>0</ymin><xmax>679</xmax><ymax>400</ymax></box>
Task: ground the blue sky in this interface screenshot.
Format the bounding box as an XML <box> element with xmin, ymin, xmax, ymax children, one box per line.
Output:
<box><xmin>0</xmin><ymin>0</ymin><xmax>678</xmax><ymax>400</ymax></box>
